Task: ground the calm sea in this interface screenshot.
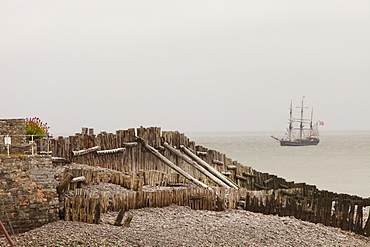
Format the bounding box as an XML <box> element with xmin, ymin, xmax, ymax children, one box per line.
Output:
<box><xmin>186</xmin><ymin>130</ymin><xmax>370</xmax><ymax>198</ymax></box>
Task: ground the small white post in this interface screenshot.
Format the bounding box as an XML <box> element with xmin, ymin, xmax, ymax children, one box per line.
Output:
<box><xmin>31</xmin><ymin>135</ymin><xmax>34</xmax><ymax>156</ymax></box>
<box><xmin>47</xmin><ymin>136</ymin><xmax>50</xmax><ymax>154</ymax></box>
<box><xmin>4</xmin><ymin>135</ymin><xmax>11</xmax><ymax>156</ymax></box>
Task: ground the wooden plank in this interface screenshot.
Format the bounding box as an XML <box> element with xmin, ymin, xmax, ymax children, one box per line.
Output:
<box><xmin>72</xmin><ymin>146</ymin><xmax>99</xmax><ymax>156</ymax></box>
<box><xmin>71</xmin><ymin>176</ymin><xmax>85</xmax><ymax>183</ymax></box>
<box><xmin>97</xmin><ymin>147</ymin><xmax>125</xmax><ymax>155</ymax></box>
<box><xmin>51</xmin><ymin>156</ymin><xmax>71</xmax><ymax>163</ymax></box>
<box><xmin>122</xmin><ymin>142</ymin><xmax>138</xmax><ymax>148</ymax></box>
<box><xmin>227</xmin><ymin>165</ymin><xmax>237</xmax><ymax>170</ymax></box>
<box><xmin>163</xmin><ymin>142</ymin><xmax>229</xmax><ymax>188</ymax></box>
<box><xmin>180</xmin><ymin>145</ymin><xmax>238</xmax><ymax>189</ymax></box>
<box><xmin>137</xmin><ymin>137</ymin><xmax>210</xmax><ymax>189</ymax></box>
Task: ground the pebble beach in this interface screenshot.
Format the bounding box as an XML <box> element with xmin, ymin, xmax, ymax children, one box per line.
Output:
<box><xmin>1</xmin><ymin>204</ymin><xmax>369</xmax><ymax>247</ymax></box>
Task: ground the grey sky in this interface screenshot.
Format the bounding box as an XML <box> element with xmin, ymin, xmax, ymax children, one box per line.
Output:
<box><xmin>1</xmin><ymin>1</ymin><xmax>370</xmax><ymax>135</ymax></box>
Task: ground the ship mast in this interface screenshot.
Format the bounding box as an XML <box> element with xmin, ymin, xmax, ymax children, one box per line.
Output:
<box><xmin>299</xmin><ymin>96</ymin><xmax>305</xmax><ymax>140</ymax></box>
<box><xmin>288</xmin><ymin>100</ymin><xmax>293</xmax><ymax>141</ymax></box>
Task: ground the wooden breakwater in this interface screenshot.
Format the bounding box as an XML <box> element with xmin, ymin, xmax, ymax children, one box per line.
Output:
<box><xmin>63</xmin><ymin>187</ymin><xmax>244</xmax><ymax>224</ymax></box>
<box><xmin>38</xmin><ymin>126</ymin><xmax>370</xmax><ymax>236</ymax></box>
<box><xmin>58</xmin><ymin>164</ymin><xmax>243</xmax><ymax>223</ymax></box>
<box><xmin>244</xmin><ymin>188</ymin><xmax>370</xmax><ymax>236</ymax></box>
<box><xmin>59</xmin><ymin>164</ymin><xmax>370</xmax><ymax>236</ymax></box>
<box><xmin>36</xmin><ymin>126</ymin><xmax>305</xmax><ymax>190</ymax></box>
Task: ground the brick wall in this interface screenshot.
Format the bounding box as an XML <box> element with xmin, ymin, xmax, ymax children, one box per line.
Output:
<box><xmin>0</xmin><ymin>156</ymin><xmax>59</xmax><ymax>234</ymax></box>
<box><xmin>0</xmin><ymin>118</ymin><xmax>30</xmax><ymax>155</ymax></box>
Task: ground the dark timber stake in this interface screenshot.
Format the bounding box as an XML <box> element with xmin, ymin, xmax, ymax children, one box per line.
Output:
<box><xmin>94</xmin><ymin>199</ymin><xmax>101</xmax><ymax>224</ymax></box>
<box><xmin>114</xmin><ymin>209</ymin><xmax>126</xmax><ymax>226</ymax></box>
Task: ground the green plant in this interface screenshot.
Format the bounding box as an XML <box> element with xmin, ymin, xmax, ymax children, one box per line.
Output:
<box><xmin>25</xmin><ymin>117</ymin><xmax>50</xmax><ymax>140</ymax></box>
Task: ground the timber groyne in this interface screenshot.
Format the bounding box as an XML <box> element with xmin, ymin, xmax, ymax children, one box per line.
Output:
<box><xmin>34</xmin><ymin>126</ymin><xmax>370</xmax><ymax>236</ymax></box>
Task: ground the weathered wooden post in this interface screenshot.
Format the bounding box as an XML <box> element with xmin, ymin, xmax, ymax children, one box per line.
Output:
<box><xmin>87</xmin><ymin>197</ymin><xmax>96</xmax><ymax>224</ymax></box>
<box><xmin>64</xmin><ymin>197</ymin><xmax>71</xmax><ymax>221</ymax></box>
<box><xmin>354</xmin><ymin>202</ymin><xmax>364</xmax><ymax>234</ymax></box>
<box><xmin>348</xmin><ymin>202</ymin><xmax>356</xmax><ymax>231</ymax></box>
<box><xmin>342</xmin><ymin>199</ymin><xmax>350</xmax><ymax>230</ymax></box>
<box><xmin>94</xmin><ymin>198</ymin><xmax>101</xmax><ymax>224</ymax></box>
<box><xmin>114</xmin><ymin>209</ymin><xmax>126</xmax><ymax>226</ymax></box>
<box><xmin>57</xmin><ymin>173</ymin><xmax>74</xmax><ymax>194</ymax></box>
<box><xmin>123</xmin><ymin>215</ymin><xmax>134</xmax><ymax>227</ymax></box>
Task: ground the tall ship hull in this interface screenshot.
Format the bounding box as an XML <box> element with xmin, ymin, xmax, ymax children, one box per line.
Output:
<box><xmin>272</xmin><ymin>97</ymin><xmax>323</xmax><ymax>147</ymax></box>
<box><xmin>279</xmin><ymin>138</ymin><xmax>320</xmax><ymax>146</ymax></box>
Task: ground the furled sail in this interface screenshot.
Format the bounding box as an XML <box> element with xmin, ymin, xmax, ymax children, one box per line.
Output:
<box><xmin>310</xmin><ymin>122</ymin><xmax>319</xmax><ymax>138</ymax></box>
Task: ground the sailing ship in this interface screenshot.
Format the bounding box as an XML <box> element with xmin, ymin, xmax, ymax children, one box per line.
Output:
<box><xmin>271</xmin><ymin>97</ymin><xmax>322</xmax><ymax>146</ymax></box>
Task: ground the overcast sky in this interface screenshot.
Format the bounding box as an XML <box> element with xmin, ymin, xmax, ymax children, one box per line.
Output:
<box><xmin>1</xmin><ymin>1</ymin><xmax>369</xmax><ymax>135</ymax></box>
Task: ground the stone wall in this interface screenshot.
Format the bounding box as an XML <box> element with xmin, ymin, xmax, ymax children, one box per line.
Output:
<box><xmin>0</xmin><ymin>118</ymin><xmax>30</xmax><ymax>155</ymax></box>
<box><xmin>0</xmin><ymin>156</ymin><xmax>59</xmax><ymax>234</ymax></box>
